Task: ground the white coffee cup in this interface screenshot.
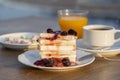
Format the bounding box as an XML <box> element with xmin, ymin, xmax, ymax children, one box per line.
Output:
<box><xmin>83</xmin><ymin>25</ymin><xmax>120</xmax><ymax>50</ymax></box>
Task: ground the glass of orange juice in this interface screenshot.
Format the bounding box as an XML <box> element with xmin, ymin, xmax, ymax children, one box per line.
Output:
<box><xmin>58</xmin><ymin>9</ymin><xmax>88</xmax><ymax>38</ymax></box>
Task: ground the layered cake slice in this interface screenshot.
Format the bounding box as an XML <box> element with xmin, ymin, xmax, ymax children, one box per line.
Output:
<box><xmin>34</xmin><ymin>28</ymin><xmax>77</xmax><ymax>67</ymax></box>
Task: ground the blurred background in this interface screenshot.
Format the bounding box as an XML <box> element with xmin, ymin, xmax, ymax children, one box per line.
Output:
<box><xmin>0</xmin><ymin>0</ymin><xmax>120</xmax><ymax>28</ymax></box>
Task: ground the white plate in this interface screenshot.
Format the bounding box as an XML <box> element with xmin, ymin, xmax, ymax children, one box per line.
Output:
<box><xmin>18</xmin><ymin>50</ymin><xmax>95</xmax><ymax>71</ymax></box>
<box><xmin>77</xmin><ymin>39</ymin><xmax>120</xmax><ymax>56</ymax></box>
<box><xmin>0</xmin><ymin>32</ymin><xmax>39</xmax><ymax>50</ymax></box>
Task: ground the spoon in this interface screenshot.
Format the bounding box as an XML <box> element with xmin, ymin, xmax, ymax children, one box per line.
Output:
<box><xmin>97</xmin><ymin>53</ymin><xmax>120</xmax><ymax>62</ymax></box>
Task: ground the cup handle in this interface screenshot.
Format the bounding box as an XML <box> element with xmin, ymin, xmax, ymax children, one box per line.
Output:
<box><xmin>115</xmin><ymin>30</ymin><xmax>120</xmax><ymax>43</ymax></box>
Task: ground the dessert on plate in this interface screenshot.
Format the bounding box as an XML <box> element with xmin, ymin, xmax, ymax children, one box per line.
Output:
<box><xmin>4</xmin><ymin>35</ymin><xmax>39</xmax><ymax>44</ymax></box>
<box><xmin>34</xmin><ymin>28</ymin><xmax>77</xmax><ymax>67</ymax></box>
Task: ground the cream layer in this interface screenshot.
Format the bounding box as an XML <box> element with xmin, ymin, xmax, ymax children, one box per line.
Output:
<box><xmin>40</xmin><ymin>50</ymin><xmax>76</xmax><ymax>54</ymax></box>
<box><xmin>40</xmin><ymin>45</ymin><xmax>76</xmax><ymax>51</ymax></box>
<box><xmin>40</xmin><ymin>39</ymin><xmax>76</xmax><ymax>45</ymax></box>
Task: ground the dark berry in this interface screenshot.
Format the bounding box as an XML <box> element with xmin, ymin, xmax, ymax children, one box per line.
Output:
<box><xmin>36</xmin><ymin>39</ymin><xmax>39</xmax><ymax>42</ymax></box>
<box><xmin>60</xmin><ymin>31</ymin><xmax>67</xmax><ymax>36</ymax></box>
<box><xmin>34</xmin><ymin>59</ymin><xmax>45</xmax><ymax>66</ymax></box>
<box><xmin>34</xmin><ymin>58</ymin><xmax>54</xmax><ymax>67</ymax></box>
<box><xmin>68</xmin><ymin>29</ymin><xmax>77</xmax><ymax>36</ymax></box>
<box><xmin>44</xmin><ymin>58</ymin><xmax>54</xmax><ymax>67</ymax></box>
<box><xmin>47</xmin><ymin>28</ymin><xmax>53</xmax><ymax>33</ymax></box>
<box><xmin>62</xmin><ymin>58</ymin><xmax>71</xmax><ymax>66</ymax></box>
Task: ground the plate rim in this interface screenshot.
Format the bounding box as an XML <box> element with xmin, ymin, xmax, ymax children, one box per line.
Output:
<box><xmin>18</xmin><ymin>50</ymin><xmax>95</xmax><ymax>70</ymax></box>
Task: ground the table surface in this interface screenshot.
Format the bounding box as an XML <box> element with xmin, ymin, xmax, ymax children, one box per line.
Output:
<box><xmin>0</xmin><ymin>16</ymin><xmax>120</xmax><ymax>80</ymax></box>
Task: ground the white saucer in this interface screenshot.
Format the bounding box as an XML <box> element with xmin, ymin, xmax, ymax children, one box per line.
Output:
<box><xmin>18</xmin><ymin>50</ymin><xmax>95</xmax><ymax>71</ymax></box>
<box><xmin>77</xmin><ymin>39</ymin><xmax>120</xmax><ymax>56</ymax></box>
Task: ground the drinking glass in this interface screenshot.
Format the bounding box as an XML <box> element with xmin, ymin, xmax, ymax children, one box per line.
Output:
<box><xmin>58</xmin><ymin>9</ymin><xmax>88</xmax><ymax>38</ymax></box>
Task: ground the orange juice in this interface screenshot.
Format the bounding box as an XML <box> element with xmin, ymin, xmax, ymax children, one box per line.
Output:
<box><xmin>58</xmin><ymin>16</ymin><xmax>88</xmax><ymax>38</ymax></box>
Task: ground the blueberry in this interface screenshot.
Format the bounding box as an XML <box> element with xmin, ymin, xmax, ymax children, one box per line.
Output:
<box><xmin>62</xmin><ymin>58</ymin><xmax>71</xmax><ymax>66</ymax></box>
<box><xmin>68</xmin><ymin>29</ymin><xmax>77</xmax><ymax>36</ymax></box>
<box><xmin>60</xmin><ymin>31</ymin><xmax>67</xmax><ymax>36</ymax></box>
<box><xmin>47</xmin><ymin>28</ymin><xmax>53</xmax><ymax>33</ymax></box>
